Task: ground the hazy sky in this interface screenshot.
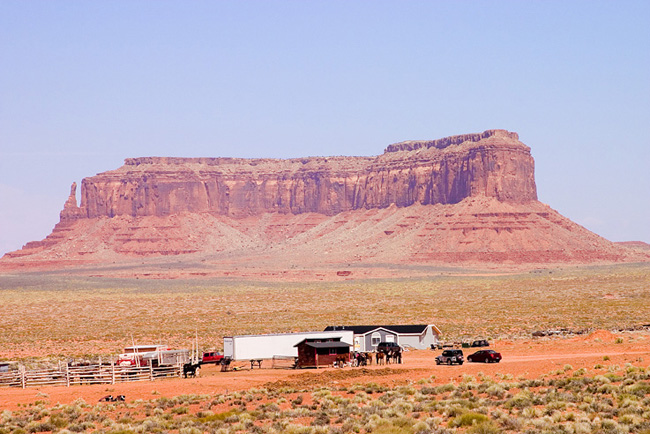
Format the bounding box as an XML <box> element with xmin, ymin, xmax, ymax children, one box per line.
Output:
<box><xmin>1</xmin><ymin>1</ymin><xmax>649</xmax><ymax>256</ymax></box>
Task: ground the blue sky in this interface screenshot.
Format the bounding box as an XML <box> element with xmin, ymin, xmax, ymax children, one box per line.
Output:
<box><xmin>1</xmin><ymin>1</ymin><xmax>649</xmax><ymax>255</ymax></box>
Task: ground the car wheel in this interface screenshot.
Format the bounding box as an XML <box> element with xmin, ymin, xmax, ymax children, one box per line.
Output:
<box><xmin>459</xmin><ymin>361</ymin><xmax>463</xmax><ymax>365</ymax></box>
<box><xmin>436</xmin><ymin>360</ymin><xmax>440</xmax><ymax>365</ymax></box>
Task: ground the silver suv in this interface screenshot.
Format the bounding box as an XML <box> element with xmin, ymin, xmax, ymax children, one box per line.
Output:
<box><xmin>435</xmin><ymin>349</ymin><xmax>464</xmax><ymax>365</ymax></box>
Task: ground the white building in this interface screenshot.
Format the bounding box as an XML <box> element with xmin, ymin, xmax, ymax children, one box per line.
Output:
<box><xmin>324</xmin><ymin>325</ymin><xmax>441</xmax><ymax>352</ymax></box>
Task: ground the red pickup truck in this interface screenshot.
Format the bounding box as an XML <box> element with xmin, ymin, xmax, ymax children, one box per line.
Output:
<box><xmin>201</xmin><ymin>351</ymin><xmax>224</xmax><ymax>365</ymax></box>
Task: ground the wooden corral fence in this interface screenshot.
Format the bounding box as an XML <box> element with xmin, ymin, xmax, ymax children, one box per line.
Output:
<box><xmin>0</xmin><ymin>363</ymin><xmax>183</xmax><ymax>389</ymax></box>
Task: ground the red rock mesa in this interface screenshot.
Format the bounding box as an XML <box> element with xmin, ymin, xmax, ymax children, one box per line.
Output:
<box><xmin>2</xmin><ymin>129</ymin><xmax>646</xmax><ymax>275</ymax></box>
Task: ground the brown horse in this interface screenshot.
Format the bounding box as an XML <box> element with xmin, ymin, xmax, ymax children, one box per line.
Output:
<box><xmin>376</xmin><ymin>351</ymin><xmax>385</xmax><ymax>365</ymax></box>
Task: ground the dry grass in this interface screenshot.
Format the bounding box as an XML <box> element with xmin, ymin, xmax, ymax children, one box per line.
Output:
<box><xmin>2</xmin><ymin>364</ymin><xmax>650</xmax><ymax>434</ymax></box>
<box><xmin>0</xmin><ymin>262</ymin><xmax>649</xmax><ymax>360</ymax></box>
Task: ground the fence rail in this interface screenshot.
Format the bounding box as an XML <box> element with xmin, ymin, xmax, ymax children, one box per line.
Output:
<box><xmin>0</xmin><ymin>363</ymin><xmax>183</xmax><ymax>389</ymax></box>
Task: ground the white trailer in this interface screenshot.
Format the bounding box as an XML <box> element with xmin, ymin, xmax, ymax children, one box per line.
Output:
<box><xmin>223</xmin><ymin>330</ymin><xmax>354</xmax><ymax>361</ymax></box>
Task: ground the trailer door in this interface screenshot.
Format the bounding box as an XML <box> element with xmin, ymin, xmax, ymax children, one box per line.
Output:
<box><xmin>224</xmin><ymin>337</ymin><xmax>234</xmax><ymax>359</ymax></box>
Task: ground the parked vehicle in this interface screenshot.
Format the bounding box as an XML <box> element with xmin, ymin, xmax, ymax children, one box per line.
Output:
<box><xmin>471</xmin><ymin>339</ymin><xmax>490</xmax><ymax>347</ymax></box>
<box><xmin>201</xmin><ymin>351</ymin><xmax>224</xmax><ymax>365</ymax></box>
<box><xmin>435</xmin><ymin>349</ymin><xmax>464</xmax><ymax>365</ymax></box>
<box><xmin>467</xmin><ymin>349</ymin><xmax>502</xmax><ymax>363</ymax></box>
<box><xmin>377</xmin><ymin>342</ymin><xmax>401</xmax><ymax>353</ymax></box>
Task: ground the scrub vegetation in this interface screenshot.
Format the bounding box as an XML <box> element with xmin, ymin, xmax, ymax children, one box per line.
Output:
<box><xmin>2</xmin><ymin>363</ymin><xmax>650</xmax><ymax>433</ymax></box>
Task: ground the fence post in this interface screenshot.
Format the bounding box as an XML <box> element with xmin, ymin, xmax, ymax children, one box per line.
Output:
<box><xmin>65</xmin><ymin>363</ymin><xmax>70</xmax><ymax>387</ymax></box>
<box><xmin>149</xmin><ymin>364</ymin><xmax>153</xmax><ymax>381</ymax></box>
<box><xmin>20</xmin><ymin>365</ymin><xmax>25</xmax><ymax>389</ymax></box>
<box><xmin>111</xmin><ymin>361</ymin><xmax>115</xmax><ymax>385</ymax></box>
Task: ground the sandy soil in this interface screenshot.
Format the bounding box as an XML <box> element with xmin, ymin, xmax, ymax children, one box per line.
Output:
<box><xmin>2</xmin><ymin>331</ymin><xmax>648</xmax><ymax>411</ymax></box>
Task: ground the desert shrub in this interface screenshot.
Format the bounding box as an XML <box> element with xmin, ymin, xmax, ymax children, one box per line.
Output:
<box><xmin>390</xmin><ymin>399</ymin><xmax>413</xmax><ymax>416</ymax></box>
<box><xmin>419</xmin><ymin>386</ymin><xmax>437</xmax><ymax>395</ymax></box>
<box><xmin>311</xmin><ymin>412</ymin><xmax>330</xmax><ymax>426</ymax></box>
<box><xmin>485</xmin><ymin>384</ymin><xmax>505</xmax><ymax>398</ymax></box>
<box><xmin>450</xmin><ymin>412</ymin><xmax>488</xmax><ymax>427</ymax></box>
<box><xmin>522</xmin><ymin>407</ymin><xmax>541</xmax><ymax>419</ymax></box>
<box><xmin>171</xmin><ymin>406</ymin><xmax>188</xmax><ymax>415</ymax></box>
<box><xmin>500</xmin><ymin>416</ymin><xmax>523</xmax><ymax>431</ymax></box>
<box><xmin>396</xmin><ymin>386</ymin><xmax>417</xmax><ymax>396</ymax></box>
<box><xmin>411</xmin><ymin>420</ymin><xmax>428</xmax><ymax>434</ymax></box>
<box><xmin>353</xmin><ymin>392</ymin><xmax>370</xmax><ymax>404</ymax></box>
<box><xmin>505</xmin><ymin>390</ymin><xmax>533</xmax><ymax>409</ymax></box>
<box><xmin>467</xmin><ymin>421</ymin><xmax>500</xmax><ymax>434</ymax></box>
<box><xmin>367</xmin><ymin>417</ymin><xmax>417</xmax><ymax>434</ymax></box>
<box><xmin>435</xmin><ymin>384</ymin><xmax>456</xmax><ymax>394</ymax></box>
<box><xmin>619</xmin><ymin>414</ymin><xmax>643</xmax><ymax>426</ymax></box>
<box><xmin>364</xmin><ymin>383</ymin><xmax>388</xmax><ymax>394</ymax></box>
<box><xmin>340</xmin><ymin>419</ymin><xmax>362</xmax><ymax>433</ymax></box>
<box><xmin>25</xmin><ymin>421</ymin><xmax>55</xmax><ymax>433</ymax></box>
<box><xmin>197</xmin><ymin>409</ymin><xmax>241</xmax><ymax>423</ymax></box>
<box><xmin>625</xmin><ymin>381</ymin><xmax>650</xmax><ymax>397</ymax></box>
<box><xmin>600</xmin><ymin>418</ymin><xmax>628</xmax><ymax>434</ymax></box>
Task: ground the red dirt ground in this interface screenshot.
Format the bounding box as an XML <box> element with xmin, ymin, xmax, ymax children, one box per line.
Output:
<box><xmin>2</xmin><ymin>331</ymin><xmax>648</xmax><ymax>411</ymax></box>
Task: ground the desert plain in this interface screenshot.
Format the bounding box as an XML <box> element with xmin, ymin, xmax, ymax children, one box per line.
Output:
<box><xmin>2</xmin><ymin>262</ymin><xmax>650</xmax><ymax>433</ymax></box>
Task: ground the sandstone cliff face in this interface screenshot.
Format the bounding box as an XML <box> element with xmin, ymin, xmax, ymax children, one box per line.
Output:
<box><xmin>7</xmin><ymin>128</ymin><xmax>639</xmax><ymax>271</ymax></box>
<box><xmin>73</xmin><ymin>129</ymin><xmax>537</xmax><ymax>219</ymax></box>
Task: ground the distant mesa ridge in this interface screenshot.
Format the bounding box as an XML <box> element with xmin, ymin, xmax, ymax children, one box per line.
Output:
<box><xmin>2</xmin><ymin>129</ymin><xmax>647</xmax><ymax>268</ymax></box>
<box><xmin>69</xmin><ymin>129</ymin><xmax>537</xmax><ymax>220</ymax></box>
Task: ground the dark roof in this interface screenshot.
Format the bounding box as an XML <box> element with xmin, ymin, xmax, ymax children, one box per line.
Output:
<box><xmin>294</xmin><ymin>338</ymin><xmax>347</xmax><ymax>348</ymax></box>
<box><xmin>303</xmin><ymin>341</ymin><xmax>352</xmax><ymax>349</ymax></box>
<box><xmin>324</xmin><ymin>325</ymin><xmax>428</xmax><ymax>335</ymax></box>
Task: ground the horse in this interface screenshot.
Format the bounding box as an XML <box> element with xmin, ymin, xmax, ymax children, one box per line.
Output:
<box><xmin>334</xmin><ymin>355</ymin><xmax>347</xmax><ymax>368</ymax></box>
<box><xmin>183</xmin><ymin>362</ymin><xmax>201</xmax><ymax>378</ymax></box>
<box><xmin>376</xmin><ymin>351</ymin><xmax>385</xmax><ymax>365</ymax></box>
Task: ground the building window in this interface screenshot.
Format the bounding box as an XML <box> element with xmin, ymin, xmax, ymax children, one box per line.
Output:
<box><xmin>371</xmin><ymin>332</ymin><xmax>381</xmax><ymax>346</ymax></box>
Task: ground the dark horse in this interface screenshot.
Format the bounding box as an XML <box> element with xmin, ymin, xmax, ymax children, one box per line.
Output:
<box><xmin>183</xmin><ymin>362</ymin><xmax>201</xmax><ymax>378</ymax></box>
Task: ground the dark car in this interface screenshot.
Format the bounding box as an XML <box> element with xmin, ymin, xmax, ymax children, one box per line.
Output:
<box><xmin>435</xmin><ymin>349</ymin><xmax>464</xmax><ymax>365</ymax></box>
<box><xmin>467</xmin><ymin>349</ymin><xmax>502</xmax><ymax>363</ymax></box>
<box><xmin>377</xmin><ymin>342</ymin><xmax>401</xmax><ymax>353</ymax></box>
<box><xmin>471</xmin><ymin>339</ymin><xmax>490</xmax><ymax>347</ymax></box>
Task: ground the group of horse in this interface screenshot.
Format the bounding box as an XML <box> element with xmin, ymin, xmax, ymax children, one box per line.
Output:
<box><xmin>334</xmin><ymin>349</ymin><xmax>403</xmax><ymax>368</ymax></box>
<box><xmin>98</xmin><ymin>394</ymin><xmax>126</xmax><ymax>402</ymax></box>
